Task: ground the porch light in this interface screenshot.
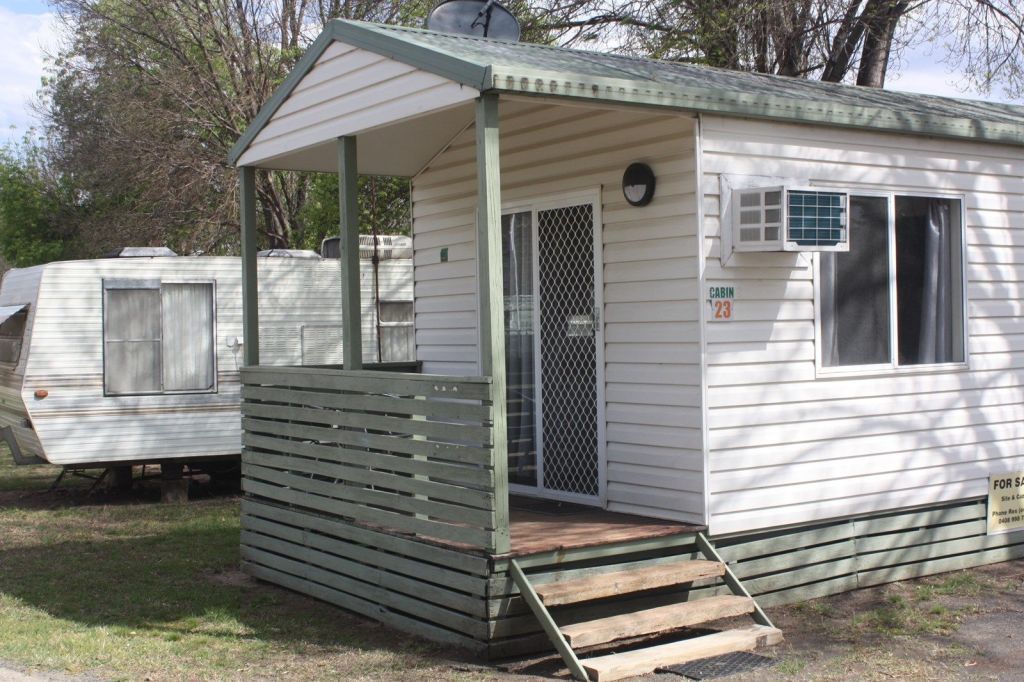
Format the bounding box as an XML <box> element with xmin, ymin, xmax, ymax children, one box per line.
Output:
<box><xmin>622</xmin><ymin>162</ymin><xmax>656</xmax><ymax>206</ymax></box>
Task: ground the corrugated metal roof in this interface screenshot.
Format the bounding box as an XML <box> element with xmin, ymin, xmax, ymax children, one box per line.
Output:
<box><xmin>352</xmin><ymin>20</ymin><xmax>1024</xmax><ymax>145</ymax></box>
<box><xmin>368</xmin><ymin>22</ymin><xmax>1024</xmax><ymax>124</ymax></box>
<box><xmin>230</xmin><ymin>19</ymin><xmax>1024</xmax><ymax>165</ymax></box>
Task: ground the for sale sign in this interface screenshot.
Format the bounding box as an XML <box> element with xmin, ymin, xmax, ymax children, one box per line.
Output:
<box><xmin>988</xmin><ymin>472</ymin><xmax>1024</xmax><ymax>535</ymax></box>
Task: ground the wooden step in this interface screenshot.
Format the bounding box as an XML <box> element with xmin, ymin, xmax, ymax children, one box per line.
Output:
<box><xmin>561</xmin><ymin>594</ymin><xmax>755</xmax><ymax>648</ymax></box>
<box><xmin>535</xmin><ymin>559</ymin><xmax>725</xmax><ymax>606</ymax></box>
<box><xmin>581</xmin><ymin>624</ymin><xmax>784</xmax><ymax>682</ymax></box>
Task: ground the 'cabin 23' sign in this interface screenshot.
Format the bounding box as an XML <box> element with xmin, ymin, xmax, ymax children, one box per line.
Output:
<box><xmin>708</xmin><ymin>285</ymin><xmax>735</xmax><ymax>321</ymax></box>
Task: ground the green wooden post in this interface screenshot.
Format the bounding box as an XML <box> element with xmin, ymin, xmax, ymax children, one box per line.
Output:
<box><xmin>338</xmin><ymin>136</ymin><xmax>362</xmax><ymax>370</ymax></box>
<box><xmin>239</xmin><ymin>165</ymin><xmax>260</xmax><ymax>366</ymax></box>
<box><xmin>475</xmin><ymin>94</ymin><xmax>510</xmax><ymax>555</ymax></box>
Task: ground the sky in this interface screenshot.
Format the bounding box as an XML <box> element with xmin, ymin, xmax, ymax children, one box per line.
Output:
<box><xmin>0</xmin><ymin>0</ymin><xmax>1020</xmax><ymax>145</ymax></box>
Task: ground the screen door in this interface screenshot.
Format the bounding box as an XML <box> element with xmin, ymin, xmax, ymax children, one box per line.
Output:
<box><xmin>502</xmin><ymin>198</ymin><xmax>604</xmax><ymax>503</ymax></box>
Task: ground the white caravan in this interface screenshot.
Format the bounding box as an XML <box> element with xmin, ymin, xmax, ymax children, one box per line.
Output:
<box><xmin>0</xmin><ymin>244</ymin><xmax>413</xmax><ymax>467</ymax></box>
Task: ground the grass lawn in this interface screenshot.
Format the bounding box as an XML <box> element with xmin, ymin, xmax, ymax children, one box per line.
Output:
<box><xmin>0</xmin><ymin>453</ymin><xmax>506</xmax><ymax>681</ymax></box>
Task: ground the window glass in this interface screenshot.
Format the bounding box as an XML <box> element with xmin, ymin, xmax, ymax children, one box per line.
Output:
<box><xmin>895</xmin><ymin>197</ymin><xmax>964</xmax><ymax>365</ymax></box>
<box><xmin>820</xmin><ymin>195</ymin><xmax>964</xmax><ymax>369</ymax></box>
<box><xmin>103</xmin><ymin>282</ymin><xmax>216</xmax><ymax>394</ymax></box>
<box><xmin>0</xmin><ymin>309</ymin><xmax>28</xmax><ymax>364</ymax></box>
<box><xmin>104</xmin><ymin>288</ymin><xmax>162</xmax><ymax>394</ymax></box>
<box><xmin>821</xmin><ymin>196</ymin><xmax>891</xmax><ymax>367</ymax></box>
<box><xmin>377</xmin><ymin>301</ymin><xmax>415</xmax><ymax>363</ymax></box>
<box><xmin>162</xmin><ymin>283</ymin><xmax>215</xmax><ymax>391</ymax></box>
<box><xmin>502</xmin><ymin>211</ymin><xmax>537</xmax><ymax>487</ymax></box>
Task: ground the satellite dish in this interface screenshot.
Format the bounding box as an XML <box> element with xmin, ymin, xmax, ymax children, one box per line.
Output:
<box><xmin>426</xmin><ymin>0</ymin><xmax>521</xmax><ymax>41</ymax></box>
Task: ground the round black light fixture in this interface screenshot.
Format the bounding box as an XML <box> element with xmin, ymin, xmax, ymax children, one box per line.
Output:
<box><xmin>622</xmin><ymin>162</ymin><xmax>655</xmax><ymax>207</ymax></box>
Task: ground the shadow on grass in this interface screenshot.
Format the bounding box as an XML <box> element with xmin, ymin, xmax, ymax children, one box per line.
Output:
<box><xmin>0</xmin><ymin>486</ymin><xmax>459</xmax><ymax>663</ymax></box>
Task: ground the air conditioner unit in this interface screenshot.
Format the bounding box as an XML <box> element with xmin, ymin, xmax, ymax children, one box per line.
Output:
<box><xmin>732</xmin><ymin>186</ymin><xmax>849</xmax><ymax>252</ymax></box>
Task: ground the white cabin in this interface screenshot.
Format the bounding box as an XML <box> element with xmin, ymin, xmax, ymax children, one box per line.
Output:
<box><xmin>0</xmin><ymin>251</ymin><xmax>413</xmax><ymax>467</ymax></box>
<box><xmin>227</xmin><ymin>22</ymin><xmax>1024</xmax><ymax>643</ymax></box>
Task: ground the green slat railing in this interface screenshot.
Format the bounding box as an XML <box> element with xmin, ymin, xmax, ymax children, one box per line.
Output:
<box><xmin>240</xmin><ymin>365</ymin><xmax>501</xmax><ymax>553</ymax></box>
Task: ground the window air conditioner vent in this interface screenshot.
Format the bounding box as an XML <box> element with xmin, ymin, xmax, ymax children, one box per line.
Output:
<box><xmin>732</xmin><ymin>186</ymin><xmax>849</xmax><ymax>252</ymax></box>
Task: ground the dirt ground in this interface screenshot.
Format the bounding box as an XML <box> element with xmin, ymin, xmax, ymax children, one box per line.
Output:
<box><xmin>718</xmin><ymin>559</ymin><xmax>1024</xmax><ymax>682</ymax></box>
<box><xmin>499</xmin><ymin>559</ymin><xmax>1024</xmax><ymax>682</ymax></box>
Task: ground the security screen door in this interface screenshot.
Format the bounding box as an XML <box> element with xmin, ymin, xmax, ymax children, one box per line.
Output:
<box><xmin>502</xmin><ymin>198</ymin><xmax>604</xmax><ymax>503</ymax></box>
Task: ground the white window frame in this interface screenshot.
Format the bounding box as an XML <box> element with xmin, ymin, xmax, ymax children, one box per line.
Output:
<box><xmin>102</xmin><ymin>279</ymin><xmax>218</xmax><ymax>396</ymax></box>
<box><xmin>813</xmin><ymin>189</ymin><xmax>969</xmax><ymax>378</ymax></box>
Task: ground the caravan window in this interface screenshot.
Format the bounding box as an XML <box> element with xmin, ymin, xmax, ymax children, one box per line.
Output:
<box><xmin>0</xmin><ymin>306</ymin><xmax>28</xmax><ymax>365</ymax></box>
<box><xmin>819</xmin><ymin>195</ymin><xmax>965</xmax><ymax>370</ymax></box>
<box><xmin>378</xmin><ymin>301</ymin><xmax>414</xmax><ymax>362</ymax></box>
<box><xmin>103</xmin><ymin>281</ymin><xmax>215</xmax><ymax>395</ymax></box>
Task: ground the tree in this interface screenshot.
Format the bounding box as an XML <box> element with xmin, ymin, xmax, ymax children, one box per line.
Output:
<box><xmin>42</xmin><ymin>0</ymin><xmax>430</xmax><ymax>255</ymax></box>
<box><xmin>298</xmin><ymin>174</ymin><xmax>411</xmax><ymax>251</ymax></box>
<box><xmin>0</xmin><ymin>134</ymin><xmax>78</xmax><ymax>267</ymax></box>
<box><xmin>530</xmin><ymin>0</ymin><xmax>1024</xmax><ymax>94</ymax></box>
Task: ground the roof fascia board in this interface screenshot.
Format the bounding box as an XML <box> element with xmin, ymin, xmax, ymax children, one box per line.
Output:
<box><xmin>228</xmin><ymin>27</ymin><xmax>337</xmax><ymax>166</ymax></box>
<box><xmin>229</xmin><ymin>21</ymin><xmax>489</xmax><ymax>167</ymax></box>
<box><xmin>490</xmin><ymin>67</ymin><xmax>1024</xmax><ymax>147</ymax></box>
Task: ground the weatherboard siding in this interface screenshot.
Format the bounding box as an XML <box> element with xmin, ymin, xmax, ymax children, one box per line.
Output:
<box><xmin>237</xmin><ymin>41</ymin><xmax>478</xmax><ymax>168</ymax></box>
<box><xmin>412</xmin><ymin>102</ymin><xmax>703</xmax><ymax>523</ymax></box>
<box><xmin>700</xmin><ymin>115</ymin><xmax>1024</xmax><ymax>536</ymax></box>
<box><xmin>10</xmin><ymin>257</ymin><xmax>408</xmax><ymax>466</ymax></box>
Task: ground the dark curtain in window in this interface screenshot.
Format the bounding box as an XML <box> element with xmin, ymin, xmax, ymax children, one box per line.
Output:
<box><xmin>821</xmin><ymin>196</ymin><xmax>891</xmax><ymax>366</ymax></box>
<box><xmin>895</xmin><ymin>197</ymin><xmax>960</xmax><ymax>364</ymax></box>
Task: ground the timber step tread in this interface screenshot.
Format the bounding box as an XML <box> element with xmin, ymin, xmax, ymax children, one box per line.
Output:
<box><xmin>535</xmin><ymin>559</ymin><xmax>725</xmax><ymax>606</ymax></box>
<box><xmin>561</xmin><ymin>594</ymin><xmax>755</xmax><ymax>648</ymax></box>
<box><xmin>581</xmin><ymin>624</ymin><xmax>784</xmax><ymax>682</ymax></box>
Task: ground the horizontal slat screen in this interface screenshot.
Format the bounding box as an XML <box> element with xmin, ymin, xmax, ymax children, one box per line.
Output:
<box><xmin>240</xmin><ymin>366</ymin><xmax>497</xmax><ymax>550</ymax></box>
<box><xmin>714</xmin><ymin>498</ymin><xmax>1024</xmax><ymax>607</ymax></box>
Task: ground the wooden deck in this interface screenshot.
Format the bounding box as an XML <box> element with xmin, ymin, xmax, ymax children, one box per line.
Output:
<box><xmin>506</xmin><ymin>496</ymin><xmax>703</xmax><ymax>557</ymax></box>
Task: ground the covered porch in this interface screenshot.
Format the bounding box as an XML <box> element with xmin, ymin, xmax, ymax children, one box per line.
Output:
<box><xmin>230</xmin><ymin>20</ymin><xmax>775</xmax><ymax>678</ymax></box>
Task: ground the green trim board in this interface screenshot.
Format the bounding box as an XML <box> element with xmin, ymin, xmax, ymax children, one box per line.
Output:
<box><xmin>238</xmin><ymin>166</ymin><xmax>259</xmax><ymax>365</ymax></box>
<box><xmin>475</xmin><ymin>94</ymin><xmax>511</xmax><ymax>555</ymax></box>
<box><xmin>230</xmin><ymin>19</ymin><xmax>1024</xmax><ymax>168</ymax></box>
<box><xmin>337</xmin><ymin>136</ymin><xmax>362</xmax><ymax>369</ymax></box>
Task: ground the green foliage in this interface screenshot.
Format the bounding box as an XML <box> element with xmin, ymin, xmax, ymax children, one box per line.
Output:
<box><xmin>0</xmin><ymin>137</ymin><xmax>76</xmax><ymax>267</ymax></box>
<box><xmin>298</xmin><ymin>173</ymin><xmax>411</xmax><ymax>251</ymax></box>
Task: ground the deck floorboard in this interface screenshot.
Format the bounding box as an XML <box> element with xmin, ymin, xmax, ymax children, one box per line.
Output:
<box><xmin>506</xmin><ymin>496</ymin><xmax>702</xmax><ymax>557</ymax></box>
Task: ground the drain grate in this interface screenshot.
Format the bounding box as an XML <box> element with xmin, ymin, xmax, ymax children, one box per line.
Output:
<box><xmin>657</xmin><ymin>651</ymin><xmax>778</xmax><ymax>680</ymax></box>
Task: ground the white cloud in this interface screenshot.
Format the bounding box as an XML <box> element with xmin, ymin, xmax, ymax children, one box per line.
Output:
<box><xmin>0</xmin><ymin>7</ymin><xmax>62</xmax><ymax>137</ymax></box>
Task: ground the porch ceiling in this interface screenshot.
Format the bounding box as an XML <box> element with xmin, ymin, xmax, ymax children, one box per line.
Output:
<box><xmin>239</xmin><ymin>101</ymin><xmax>476</xmax><ymax>175</ymax></box>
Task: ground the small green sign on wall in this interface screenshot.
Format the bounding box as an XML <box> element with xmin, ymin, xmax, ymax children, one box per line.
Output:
<box><xmin>440</xmin><ymin>247</ymin><xmax>449</xmax><ymax>263</ymax></box>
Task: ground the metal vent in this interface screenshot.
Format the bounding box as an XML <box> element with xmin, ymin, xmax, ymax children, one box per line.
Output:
<box><xmin>359</xmin><ymin>234</ymin><xmax>413</xmax><ymax>260</ymax></box>
<box><xmin>301</xmin><ymin>325</ymin><xmax>344</xmax><ymax>365</ymax></box>
<box><xmin>320</xmin><ymin>235</ymin><xmax>413</xmax><ymax>260</ymax></box>
<box><xmin>103</xmin><ymin>246</ymin><xmax>178</xmax><ymax>258</ymax></box>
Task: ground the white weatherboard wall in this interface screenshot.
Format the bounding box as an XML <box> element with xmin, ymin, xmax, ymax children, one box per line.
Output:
<box><xmin>412</xmin><ymin>101</ymin><xmax>704</xmax><ymax>523</ymax></box>
<box><xmin>701</xmin><ymin>115</ymin><xmax>1024</xmax><ymax>536</ymax></box>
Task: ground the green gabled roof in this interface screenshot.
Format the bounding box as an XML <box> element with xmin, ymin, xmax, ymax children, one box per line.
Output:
<box><xmin>230</xmin><ymin>19</ymin><xmax>1024</xmax><ymax>165</ymax></box>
